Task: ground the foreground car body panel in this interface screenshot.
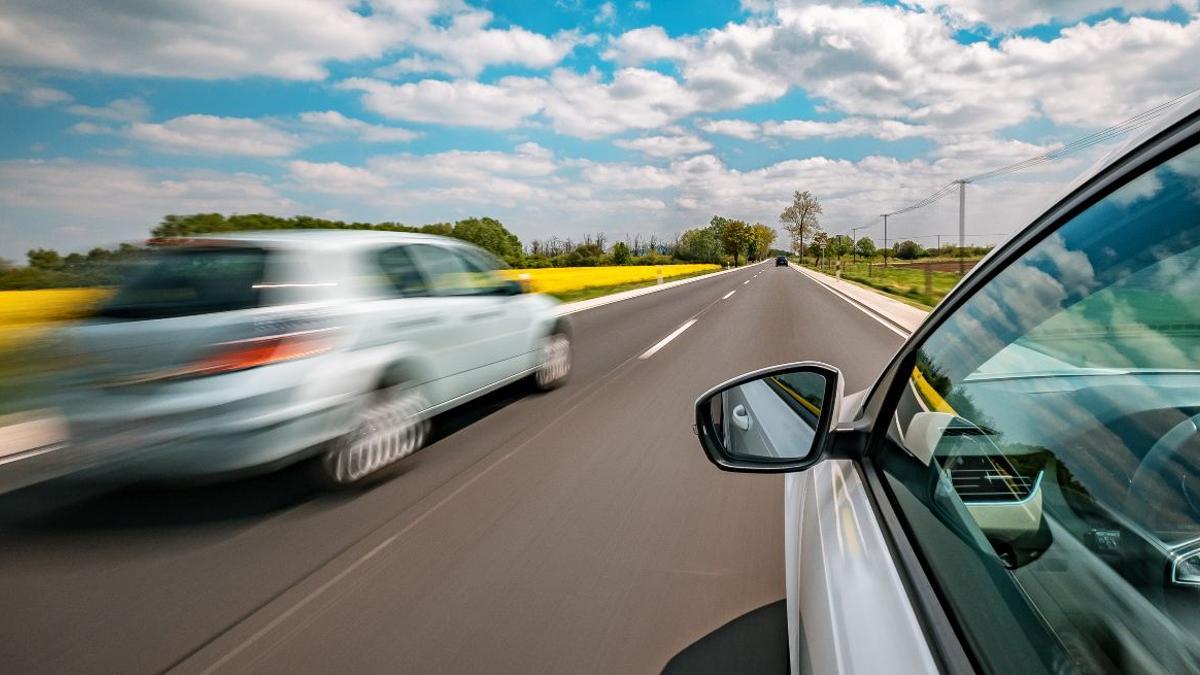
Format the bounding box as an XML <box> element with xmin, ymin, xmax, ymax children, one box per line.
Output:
<box><xmin>786</xmin><ymin>462</ymin><xmax>937</xmax><ymax>674</ymax></box>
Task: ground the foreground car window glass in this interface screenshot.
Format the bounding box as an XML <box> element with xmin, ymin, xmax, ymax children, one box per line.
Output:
<box><xmin>96</xmin><ymin>247</ymin><xmax>265</xmax><ymax>319</ymax></box>
<box><xmin>882</xmin><ymin>142</ymin><xmax>1200</xmax><ymax>672</ymax></box>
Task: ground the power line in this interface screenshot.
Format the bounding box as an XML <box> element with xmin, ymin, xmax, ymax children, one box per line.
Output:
<box><xmin>881</xmin><ymin>85</ymin><xmax>1200</xmax><ymax>218</ymax></box>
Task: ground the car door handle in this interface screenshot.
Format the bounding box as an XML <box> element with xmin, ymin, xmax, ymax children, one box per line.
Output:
<box><xmin>467</xmin><ymin>310</ymin><xmax>503</xmax><ymax>321</ymax></box>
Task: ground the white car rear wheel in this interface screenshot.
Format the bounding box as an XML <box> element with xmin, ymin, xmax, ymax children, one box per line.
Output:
<box><xmin>316</xmin><ymin>385</ymin><xmax>429</xmax><ymax>488</ymax></box>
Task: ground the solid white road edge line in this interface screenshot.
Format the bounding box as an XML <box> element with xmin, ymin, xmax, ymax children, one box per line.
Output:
<box><xmin>638</xmin><ymin>319</ymin><xmax>698</xmax><ymax>360</ymax></box>
<box><xmin>721</xmin><ymin>290</ymin><xmax>736</xmax><ymax>300</ymax></box>
<box><xmin>788</xmin><ymin>265</ymin><xmax>910</xmax><ymax>338</ymax></box>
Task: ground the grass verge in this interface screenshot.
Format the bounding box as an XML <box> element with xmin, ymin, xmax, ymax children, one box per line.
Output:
<box><xmin>801</xmin><ymin>260</ymin><xmax>976</xmax><ymax>308</ymax></box>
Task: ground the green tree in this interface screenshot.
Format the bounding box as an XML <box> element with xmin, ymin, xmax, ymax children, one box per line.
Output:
<box><xmin>712</xmin><ymin>216</ymin><xmax>753</xmax><ymax>266</ymax></box>
<box><xmin>828</xmin><ymin>235</ymin><xmax>853</xmax><ymax>260</ymax></box>
<box><xmin>855</xmin><ymin>236</ymin><xmax>877</xmax><ymax>259</ymax></box>
<box><xmin>611</xmin><ymin>241</ymin><xmax>632</xmax><ymax>264</ymax></box>
<box><xmin>747</xmin><ymin>223</ymin><xmax>777</xmax><ymax>261</ymax></box>
<box><xmin>894</xmin><ymin>240</ymin><xmax>924</xmax><ymax>260</ymax></box>
<box><xmin>27</xmin><ymin>248</ymin><xmax>64</xmax><ymax>270</ymax></box>
<box><xmin>448</xmin><ymin>217</ymin><xmax>523</xmax><ymax>262</ymax></box>
<box><xmin>779</xmin><ymin>191</ymin><xmax>823</xmax><ymax>260</ymax></box>
<box><xmin>677</xmin><ymin>227</ymin><xmax>722</xmax><ymax>263</ymax></box>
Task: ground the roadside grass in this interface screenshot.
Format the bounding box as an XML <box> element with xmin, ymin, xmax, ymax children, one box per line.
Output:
<box><xmin>802</xmin><ymin>260</ymin><xmax>979</xmax><ymax>308</ymax></box>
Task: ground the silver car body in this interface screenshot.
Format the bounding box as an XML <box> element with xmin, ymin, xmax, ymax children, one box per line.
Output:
<box><xmin>39</xmin><ymin>231</ymin><xmax>562</xmax><ymax>484</ymax></box>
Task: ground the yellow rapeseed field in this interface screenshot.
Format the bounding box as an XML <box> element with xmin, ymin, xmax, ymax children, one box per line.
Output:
<box><xmin>0</xmin><ymin>288</ymin><xmax>109</xmax><ymax>352</ymax></box>
<box><xmin>500</xmin><ymin>264</ymin><xmax>718</xmax><ymax>295</ymax></box>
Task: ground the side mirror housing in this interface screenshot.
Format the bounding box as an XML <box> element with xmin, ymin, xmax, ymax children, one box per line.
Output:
<box><xmin>694</xmin><ymin>362</ymin><xmax>843</xmax><ymax>472</ymax></box>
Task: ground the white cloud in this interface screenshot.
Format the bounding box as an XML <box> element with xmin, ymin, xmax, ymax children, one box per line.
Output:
<box><xmin>603</xmin><ymin>26</ymin><xmax>692</xmax><ymax>64</ymax></box>
<box><xmin>762</xmin><ymin>117</ymin><xmax>928</xmax><ymax>141</ymax></box>
<box><xmin>602</xmin><ymin>6</ymin><xmax>1200</xmax><ymax>139</ymax></box>
<box><xmin>340</xmin><ymin>77</ymin><xmax>545</xmax><ymax>129</ymax></box>
<box><xmin>906</xmin><ymin>0</ymin><xmax>1188</xmax><ymax>31</ymax></box>
<box><xmin>67</xmin><ymin>121</ymin><xmax>113</xmax><ymax>135</ymax></box>
<box><xmin>614</xmin><ymin>133</ymin><xmax>713</xmax><ymax>157</ymax></box>
<box><xmin>396</xmin><ymin>8</ymin><xmax>586</xmax><ymax>77</ymax></box>
<box><xmin>0</xmin><ymin>0</ymin><xmax>418</xmax><ymax>80</ymax></box>
<box><xmin>297</xmin><ymin>110</ymin><xmax>420</xmax><ymax>143</ymax></box>
<box><xmin>0</xmin><ymin>1</ymin><xmax>583</xmax><ymax>82</ymax></box>
<box><xmin>595</xmin><ymin>2</ymin><xmax>618</xmax><ymax>25</ymax></box>
<box><xmin>696</xmin><ymin>119</ymin><xmax>760</xmax><ymax>140</ymax></box>
<box><xmin>634</xmin><ymin>1</ymin><xmax>650</xmax><ymax>10</ymax></box>
<box><xmin>67</xmin><ymin>97</ymin><xmax>151</xmax><ymax>122</ymax></box>
<box><xmin>0</xmin><ymin>159</ymin><xmax>296</xmax><ymax>253</ymax></box>
<box><xmin>127</xmin><ymin>115</ymin><xmax>303</xmax><ymax>157</ymax></box>
<box><xmin>287</xmin><ymin>160</ymin><xmax>390</xmax><ymax>194</ymax></box>
<box><xmin>532</xmin><ymin>67</ymin><xmax>701</xmax><ymax>137</ymax></box>
<box><xmin>22</xmin><ymin>86</ymin><xmax>71</xmax><ymax>106</ymax></box>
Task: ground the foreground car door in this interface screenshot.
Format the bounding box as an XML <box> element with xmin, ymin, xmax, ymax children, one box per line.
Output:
<box><xmin>863</xmin><ymin>122</ymin><xmax>1200</xmax><ymax>673</ymax></box>
<box><xmin>695</xmin><ymin>106</ymin><xmax>1200</xmax><ymax>674</ymax></box>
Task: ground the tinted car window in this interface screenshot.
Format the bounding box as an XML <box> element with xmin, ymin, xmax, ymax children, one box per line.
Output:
<box><xmin>376</xmin><ymin>246</ymin><xmax>429</xmax><ymax>297</ymax></box>
<box><xmin>408</xmin><ymin>244</ymin><xmax>508</xmax><ymax>296</ymax></box>
<box><xmin>879</xmin><ymin>142</ymin><xmax>1200</xmax><ymax>672</ymax></box>
<box><xmin>96</xmin><ymin>247</ymin><xmax>266</xmax><ymax>319</ymax></box>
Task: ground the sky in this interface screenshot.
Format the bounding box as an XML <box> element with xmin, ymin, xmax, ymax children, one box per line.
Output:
<box><xmin>1</xmin><ymin>0</ymin><xmax>1198</xmax><ymax>260</ymax></box>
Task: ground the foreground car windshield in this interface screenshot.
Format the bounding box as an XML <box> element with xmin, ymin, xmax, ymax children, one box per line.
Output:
<box><xmin>96</xmin><ymin>248</ymin><xmax>266</xmax><ymax>319</ymax></box>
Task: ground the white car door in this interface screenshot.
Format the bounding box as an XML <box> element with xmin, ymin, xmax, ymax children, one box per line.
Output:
<box><xmin>406</xmin><ymin>243</ymin><xmax>518</xmax><ymax>397</ymax></box>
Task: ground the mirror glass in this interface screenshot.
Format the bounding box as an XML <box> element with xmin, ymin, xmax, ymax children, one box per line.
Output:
<box><xmin>704</xmin><ymin>368</ymin><xmax>830</xmax><ymax>462</ymax></box>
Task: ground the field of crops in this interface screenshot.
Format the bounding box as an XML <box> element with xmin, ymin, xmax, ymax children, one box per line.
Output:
<box><xmin>501</xmin><ymin>264</ymin><xmax>719</xmax><ymax>295</ymax></box>
<box><xmin>0</xmin><ymin>288</ymin><xmax>109</xmax><ymax>350</ymax></box>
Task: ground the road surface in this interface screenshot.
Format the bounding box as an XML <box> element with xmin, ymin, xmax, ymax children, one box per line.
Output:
<box><xmin>0</xmin><ymin>262</ymin><xmax>904</xmax><ymax>674</ymax></box>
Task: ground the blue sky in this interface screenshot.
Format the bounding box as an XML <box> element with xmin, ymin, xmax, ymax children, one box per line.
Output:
<box><xmin>1</xmin><ymin>0</ymin><xmax>1198</xmax><ymax>259</ymax></box>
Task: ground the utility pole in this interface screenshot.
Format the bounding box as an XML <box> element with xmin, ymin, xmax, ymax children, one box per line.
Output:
<box><xmin>851</xmin><ymin>225</ymin><xmax>865</xmax><ymax>265</ymax></box>
<box><xmin>882</xmin><ymin>214</ymin><xmax>889</xmax><ymax>268</ymax></box>
<box><xmin>956</xmin><ymin>180</ymin><xmax>967</xmax><ymax>275</ymax></box>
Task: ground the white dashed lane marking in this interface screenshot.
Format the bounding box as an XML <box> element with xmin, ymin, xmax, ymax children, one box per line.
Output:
<box><xmin>638</xmin><ymin>319</ymin><xmax>698</xmax><ymax>360</ymax></box>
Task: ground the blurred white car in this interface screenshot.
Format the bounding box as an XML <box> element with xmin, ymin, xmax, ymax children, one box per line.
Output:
<box><xmin>44</xmin><ymin>230</ymin><xmax>571</xmax><ymax>488</ymax></box>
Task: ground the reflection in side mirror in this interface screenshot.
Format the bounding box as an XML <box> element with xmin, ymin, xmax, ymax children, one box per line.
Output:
<box><xmin>694</xmin><ymin>363</ymin><xmax>842</xmax><ymax>473</ymax></box>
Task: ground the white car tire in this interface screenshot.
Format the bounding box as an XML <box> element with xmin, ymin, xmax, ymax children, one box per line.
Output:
<box><xmin>533</xmin><ymin>330</ymin><xmax>572</xmax><ymax>391</ymax></box>
<box><xmin>315</xmin><ymin>384</ymin><xmax>430</xmax><ymax>488</ymax></box>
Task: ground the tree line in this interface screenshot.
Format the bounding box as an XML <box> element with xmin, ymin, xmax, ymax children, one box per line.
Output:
<box><xmin>777</xmin><ymin>190</ymin><xmax>992</xmax><ymax>264</ymax></box>
<box><xmin>0</xmin><ymin>212</ymin><xmax>778</xmax><ymax>290</ymax></box>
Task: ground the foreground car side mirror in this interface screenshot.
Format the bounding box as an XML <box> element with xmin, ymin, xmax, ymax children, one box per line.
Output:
<box><xmin>694</xmin><ymin>362</ymin><xmax>842</xmax><ymax>472</ymax></box>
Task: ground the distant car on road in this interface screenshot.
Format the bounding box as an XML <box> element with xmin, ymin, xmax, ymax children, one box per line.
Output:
<box><xmin>775</xmin><ymin>256</ymin><xmax>788</xmax><ymax>267</ymax></box>
<box><xmin>50</xmin><ymin>231</ymin><xmax>571</xmax><ymax>488</ymax></box>
<box><xmin>693</xmin><ymin>97</ymin><xmax>1200</xmax><ymax>673</ymax></box>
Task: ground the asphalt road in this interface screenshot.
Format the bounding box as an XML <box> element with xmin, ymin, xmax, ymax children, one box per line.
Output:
<box><xmin>0</xmin><ymin>262</ymin><xmax>904</xmax><ymax>674</ymax></box>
